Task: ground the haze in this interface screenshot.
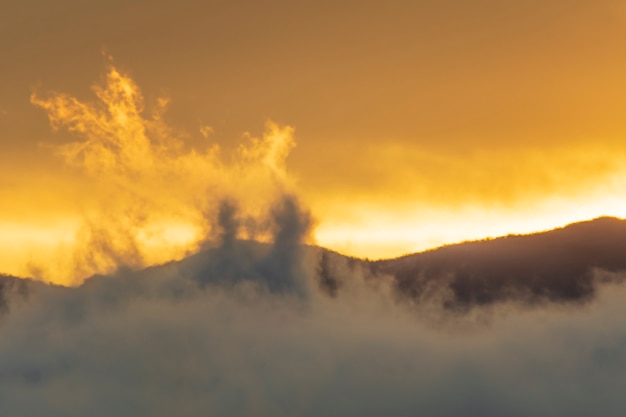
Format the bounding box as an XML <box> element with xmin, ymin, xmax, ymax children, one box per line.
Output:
<box><xmin>3</xmin><ymin>0</ymin><xmax>626</xmax><ymax>282</ymax></box>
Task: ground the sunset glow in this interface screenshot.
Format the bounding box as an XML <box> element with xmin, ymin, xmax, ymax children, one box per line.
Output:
<box><xmin>6</xmin><ymin>3</ymin><xmax>626</xmax><ymax>415</ymax></box>
<box><xmin>3</xmin><ymin>1</ymin><xmax>626</xmax><ymax>284</ymax></box>
<box><xmin>2</xmin><ymin>59</ymin><xmax>626</xmax><ymax>283</ymax></box>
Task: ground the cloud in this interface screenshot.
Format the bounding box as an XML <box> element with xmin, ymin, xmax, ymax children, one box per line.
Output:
<box><xmin>0</xmin><ymin>275</ymin><xmax>30</xmax><ymax>314</ymax></box>
<box><xmin>2</xmin><ymin>229</ymin><xmax>626</xmax><ymax>417</ymax></box>
<box><xmin>9</xmin><ymin>55</ymin><xmax>626</xmax><ymax>416</ymax></box>
<box><xmin>29</xmin><ymin>61</ymin><xmax>301</xmax><ymax>284</ymax></box>
<box><xmin>200</xmin><ymin>125</ymin><xmax>214</xmax><ymax>139</ymax></box>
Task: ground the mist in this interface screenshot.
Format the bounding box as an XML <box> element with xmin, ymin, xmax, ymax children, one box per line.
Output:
<box><xmin>3</xmin><ymin>57</ymin><xmax>625</xmax><ymax>417</ymax></box>
<box><xmin>27</xmin><ymin>60</ymin><xmax>302</xmax><ymax>284</ymax></box>
<box><xmin>2</xmin><ymin>200</ymin><xmax>626</xmax><ymax>416</ymax></box>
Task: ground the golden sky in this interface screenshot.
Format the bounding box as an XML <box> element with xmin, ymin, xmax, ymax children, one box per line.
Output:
<box><xmin>3</xmin><ymin>0</ymin><xmax>626</xmax><ymax>283</ymax></box>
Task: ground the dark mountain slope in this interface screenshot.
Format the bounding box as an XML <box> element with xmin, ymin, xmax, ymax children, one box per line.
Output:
<box><xmin>4</xmin><ymin>217</ymin><xmax>626</xmax><ymax>312</ymax></box>
<box><xmin>373</xmin><ymin>217</ymin><xmax>626</xmax><ymax>307</ymax></box>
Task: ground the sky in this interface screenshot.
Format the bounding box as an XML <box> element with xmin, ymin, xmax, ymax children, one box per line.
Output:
<box><xmin>3</xmin><ymin>0</ymin><xmax>626</xmax><ymax>283</ymax></box>
<box><xmin>4</xmin><ymin>2</ymin><xmax>626</xmax><ymax>414</ymax></box>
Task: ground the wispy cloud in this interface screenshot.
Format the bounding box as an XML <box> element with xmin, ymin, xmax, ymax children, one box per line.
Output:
<box><xmin>29</xmin><ymin>59</ymin><xmax>304</xmax><ymax>284</ymax></box>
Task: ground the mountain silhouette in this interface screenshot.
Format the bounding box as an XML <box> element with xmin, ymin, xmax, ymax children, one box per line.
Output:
<box><xmin>371</xmin><ymin>216</ymin><xmax>626</xmax><ymax>308</ymax></box>
<box><xmin>2</xmin><ymin>217</ymin><xmax>626</xmax><ymax>311</ymax></box>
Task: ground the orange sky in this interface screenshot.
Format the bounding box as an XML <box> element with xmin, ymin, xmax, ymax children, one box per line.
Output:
<box><xmin>3</xmin><ymin>0</ymin><xmax>626</xmax><ymax>283</ymax></box>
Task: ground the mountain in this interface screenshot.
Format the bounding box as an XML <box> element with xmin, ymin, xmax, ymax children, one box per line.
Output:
<box><xmin>115</xmin><ymin>216</ymin><xmax>626</xmax><ymax>309</ymax></box>
<box><xmin>372</xmin><ymin>216</ymin><xmax>626</xmax><ymax>308</ymax></box>
<box><xmin>3</xmin><ymin>217</ymin><xmax>626</xmax><ymax>311</ymax></box>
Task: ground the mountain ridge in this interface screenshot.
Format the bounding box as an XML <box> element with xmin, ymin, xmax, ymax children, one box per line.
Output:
<box><xmin>371</xmin><ymin>216</ymin><xmax>626</xmax><ymax>307</ymax></box>
<box><xmin>2</xmin><ymin>216</ymin><xmax>626</xmax><ymax>311</ymax></box>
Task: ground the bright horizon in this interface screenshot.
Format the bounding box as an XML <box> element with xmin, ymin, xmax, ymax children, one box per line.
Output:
<box><xmin>3</xmin><ymin>1</ymin><xmax>626</xmax><ymax>284</ymax></box>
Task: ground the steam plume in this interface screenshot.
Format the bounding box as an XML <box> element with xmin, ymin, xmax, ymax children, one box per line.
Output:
<box><xmin>30</xmin><ymin>60</ymin><xmax>302</xmax><ymax>284</ymax></box>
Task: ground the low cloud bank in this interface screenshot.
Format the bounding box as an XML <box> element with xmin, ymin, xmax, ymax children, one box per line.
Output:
<box><xmin>1</xmin><ymin>202</ymin><xmax>626</xmax><ymax>417</ymax></box>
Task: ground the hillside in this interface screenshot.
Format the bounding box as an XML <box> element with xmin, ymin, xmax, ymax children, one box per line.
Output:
<box><xmin>373</xmin><ymin>217</ymin><xmax>626</xmax><ymax>307</ymax></box>
<box><xmin>4</xmin><ymin>217</ymin><xmax>626</xmax><ymax>311</ymax></box>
